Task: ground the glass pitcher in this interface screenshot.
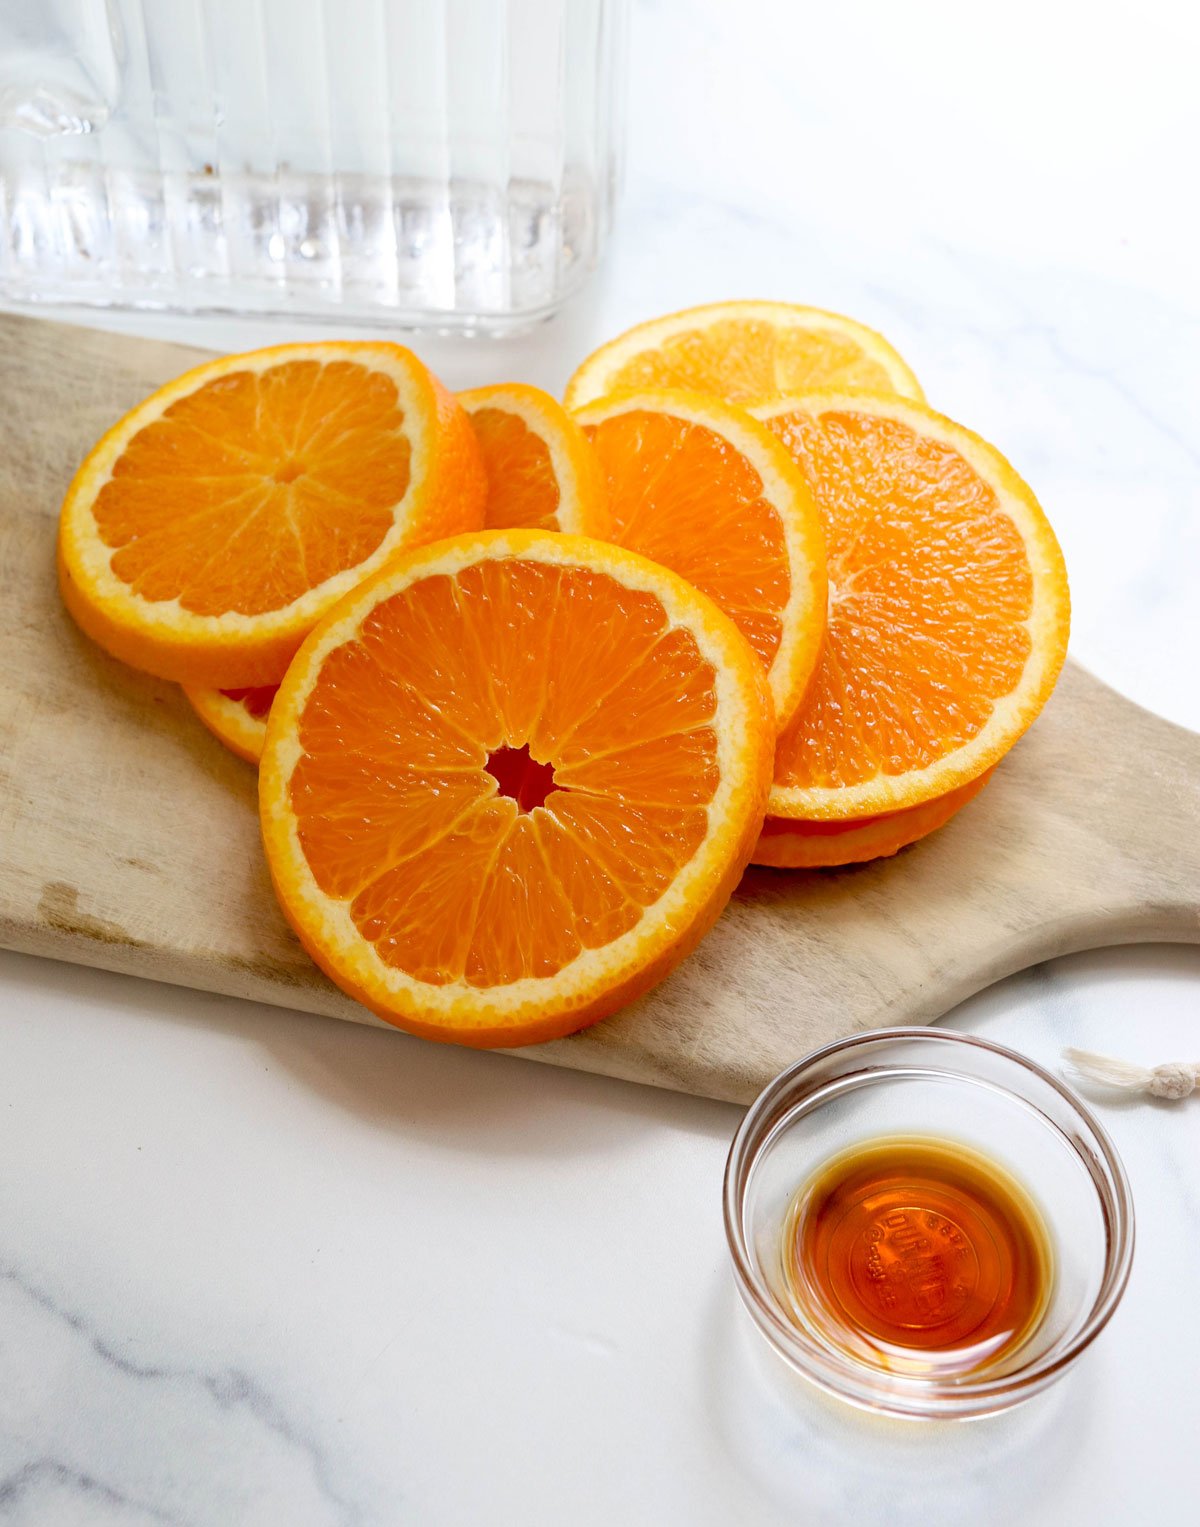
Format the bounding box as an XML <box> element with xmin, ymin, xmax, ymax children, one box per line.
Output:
<box><xmin>0</xmin><ymin>0</ymin><xmax>627</xmax><ymax>331</ymax></box>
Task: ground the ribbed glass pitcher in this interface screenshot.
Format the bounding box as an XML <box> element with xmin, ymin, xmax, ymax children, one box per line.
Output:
<box><xmin>0</xmin><ymin>0</ymin><xmax>627</xmax><ymax>331</ymax></box>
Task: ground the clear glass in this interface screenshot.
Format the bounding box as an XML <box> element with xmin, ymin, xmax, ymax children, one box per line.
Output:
<box><xmin>0</xmin><ymin>0</ymin><xmax>627</xmax><ymax>331</ymax></box>
<box><xmin>724</xmin><ymin>1029</ymin><xmax>1134</xmax><ymax>1420</ymax></box>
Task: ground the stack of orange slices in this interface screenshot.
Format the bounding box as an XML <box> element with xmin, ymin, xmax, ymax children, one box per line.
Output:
<box><xmin>565</xmin><ymin>304</ymin><xmax>1068</xmax><ymax>869</ymax></box>
<box><xmin>58</xmin><ymin>300</ymin><xmax>1069</xmax><ymax>1048</ymax></box>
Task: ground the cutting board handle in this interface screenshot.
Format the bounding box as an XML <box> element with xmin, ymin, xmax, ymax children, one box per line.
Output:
<box><xmin>1055</xmin><ymin>664</ymin><xmax>1200</xmax><ymax>944</ymax></box>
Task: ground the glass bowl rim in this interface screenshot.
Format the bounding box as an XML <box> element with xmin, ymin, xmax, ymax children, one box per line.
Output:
<box><xmin>722</xmin><ymin>1027</ymin><xmax>1135</xmax><ymax>1417</ymax></box>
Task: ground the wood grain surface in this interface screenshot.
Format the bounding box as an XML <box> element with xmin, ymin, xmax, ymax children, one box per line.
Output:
<box><xmin>1</xmin><ymin>312</ymin><xmax>1197</xmax><ymax>1104</ymax></box>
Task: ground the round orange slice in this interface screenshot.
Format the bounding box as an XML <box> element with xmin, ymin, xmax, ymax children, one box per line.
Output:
<box><xmin>753</xmin><ymin>769</ymin><xmax>995</xmax><ymax>870</ymax></box>
<box><xmin>564</xmin><ymin>300</ymin><xmax>923</xmax><ymax>410</ymax></box>
<box><xmin>573</xmin><ymin>389</ymin><xmax>826</xmax><ymax>734</ymax></box>
<box><xmin>185</xmin><ymin>683</ymin><xmax>278</xmax><ymax>764</ymax></box>
<box><xmin>750</xmin><ymin>392</ymin><xmax>1070</xmax><ymax>820</ymax></box>
<box><xmin>259</xmin><ymin>529</ymin><xmax>774</xmax><ymax>1047</ymax></box>
<box><xmin>59</xmin><ymin>342</ymin><xmax>486</xmax><ymax>689</ymax></box>
<box><xmin>459</xmin><ymin>382</ymin><xmax>608</xmax><ymax>534</ymax></box>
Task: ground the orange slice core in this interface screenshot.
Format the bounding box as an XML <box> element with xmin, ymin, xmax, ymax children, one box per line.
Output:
<box><xmin>485</xmin><ymin>744</ymin><xmax>562</xmax><ymax>813</ymax></box>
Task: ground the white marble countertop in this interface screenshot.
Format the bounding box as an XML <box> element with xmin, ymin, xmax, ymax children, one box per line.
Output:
<box><xmin>2</xmin><ymin>3</ymin><xmax>1199</xmax><ymax>1522</ymax></box>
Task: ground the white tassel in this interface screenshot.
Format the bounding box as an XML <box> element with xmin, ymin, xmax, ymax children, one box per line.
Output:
<box><xmin>1063</xmin><ymin>1048</ymin><xmax>1199</xmax><ymax>1102</ymax></box>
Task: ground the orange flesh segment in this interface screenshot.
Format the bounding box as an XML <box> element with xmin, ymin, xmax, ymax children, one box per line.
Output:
<box><xmin>470</xmin><ymin>406</ymin><xmax>562</xmax><ymax>530</ymax></box>
<box><xmin>765</xmin><ymin>409</ymin><xmax>1033</xmax><ymax>793</ymax></box>
<box><xmin>583</xmin><ymin>411</ymin><xmax>788</xmax><ymax>675</ymax></box>
<box><xmin>601</xmin><ymin>319</ymin><xmax>902</xmax><ymax>403</ymax></box>
<box><xmin>93</xmin><ymin>360</ymin><xmax>412</xmax><ymax>616</ymax></box>
<box><xmin>290</xmin><ymin>559</ymin><xmax>720</xmax><ymax>988</ymax></box>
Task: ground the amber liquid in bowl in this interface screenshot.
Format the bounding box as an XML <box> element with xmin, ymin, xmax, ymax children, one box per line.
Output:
<box><xmin>781</xmin><ymin>1136</ymin><xmax>1054</xmax><ymax>1376</ymax></box>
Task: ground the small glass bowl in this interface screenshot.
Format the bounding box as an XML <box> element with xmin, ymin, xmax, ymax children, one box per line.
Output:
<box><xmin>723</xmin><ymin>1029</ymin><xmax>1134</xmax><ymax>1420</ymax></box>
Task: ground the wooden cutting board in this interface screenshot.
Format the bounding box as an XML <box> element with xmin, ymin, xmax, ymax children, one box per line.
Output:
<box><xmin>1</xmin><ymin>311</ymin><xmax>1197</xmax><ymax>1105</ymax></box>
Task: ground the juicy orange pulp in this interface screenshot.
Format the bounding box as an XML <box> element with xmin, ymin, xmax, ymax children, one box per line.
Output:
<box><xmin>583</xmin><ymin>409</ymin><xmax>791</xmax><ymax>679</ymax></box>
<box><xmin>290</xmin><ymin>557</ymin><xmax>731</xmax><ymax>989</ymax></box>
<box><xmin>469</xmin><ymin>406</ymin><xmax>563</xmax><ymax>531</ymax></box>
<box><xmin>96</xmin><ymin>360</ymin><xmax>412</xmax><ymax>616</ymax></box>
<box><xmin>598</xmin><ymin>318</ymin><xmax>905</xmax><ymax>401</ymax></box>
<box><xmin>757</xmin><ymin>400</ymin><xmax>1059</xmax><ymax>815</ymax></box>
<box><xmin>461</xmin><ymin>382</ymin><xmax>608</xmax><ymax>537</ymax></box>
<box><xmin>563</xmin><ymin>302</ymin><xmax>925</xmax><ymax>410</ymax></box>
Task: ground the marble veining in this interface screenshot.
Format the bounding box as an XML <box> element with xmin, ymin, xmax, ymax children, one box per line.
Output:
<box><xmin>0</xmin><ymin>1259</ymin><xmax>364</xmax><ymax>1525</ymax></box>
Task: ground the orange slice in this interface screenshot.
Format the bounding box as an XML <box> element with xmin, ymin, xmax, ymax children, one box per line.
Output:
<box><xmin>259</xmin><ymin>530</ymin><xmax>774</xmax><ymax>1048</ymax></box>
<box><xmin>460</xmin><ymin>382</ymin><xmax>608</xmax><ymax>534</ymax></box>
<box><xmin>59</xmin><ymin>342</ymin><xmax>486</xmax><ymax>688</ymax></box>
<box><xmin>753</xmin><ymin>769</ymin><xmax>994</xmax><ymax>870</ymax></box>
<box><xmin>574</xmin><ymin>389</ymin><xmax>826</xmax><ymax>734</ymax></box>
<box><xmin>565</xmin><ymin>301</ymin><xmax>923</xmax><ymax>410</ymax></box>
<box><xmin>750</xmin><ymin>392</ymin><xmax>1070</xmax><ymax>819</ymax></box>
<box><xmin>185</xmin><ymin>683</ymin><xmax>277</xmax><ymax>764</ymax></box>
<box><xmin>188</xmin><ymin>383</ymin><xmax>608</xmax><ymax>765</ymax></box>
